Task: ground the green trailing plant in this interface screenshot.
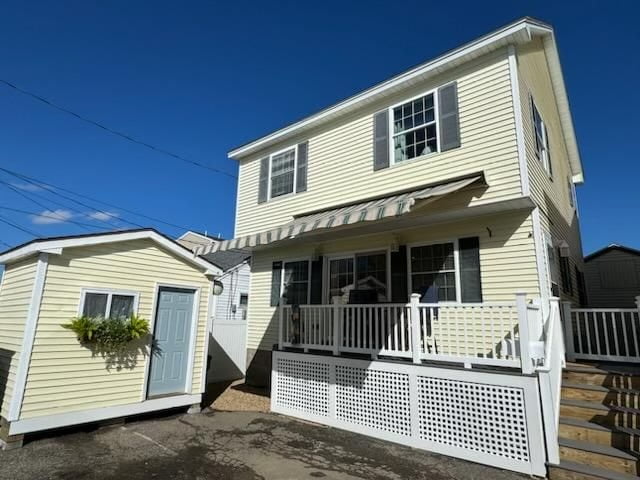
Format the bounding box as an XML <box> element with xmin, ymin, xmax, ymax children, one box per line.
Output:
<box><xmin>63</xmin><ymin>314</ymin><xmax>150</xmax><ymax>351</ymax></box>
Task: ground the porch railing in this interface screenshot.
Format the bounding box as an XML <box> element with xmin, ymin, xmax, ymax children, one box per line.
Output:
<box><xmin>279</xmin><ymin>292</ymin><xmax>545</xmax><ymax>373</ymax></box>
<box><xmin>563</xmin><ymin>297</ymin><xmax>640</xmax><ymax>363</ymax></box>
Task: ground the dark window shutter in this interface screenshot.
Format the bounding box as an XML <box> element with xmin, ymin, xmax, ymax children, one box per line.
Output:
<box><xmin>438</xmin><ymin>82</ymin><xmax>461</xmax><ymax>152</ymax></box>
<box><xmin>559</xmin><ymin>250</ymin><xmax>572</xmax><ymax>295</ymax></box>
<box><xmin>459</xmin><ymin>237</ymin><xmax>482</xmax><ymax>303</ymax></box>
<box><xmin>270</xmin><ymin>261</ymin><xmax>282</xmax><ymax>307</ymax></box>
<box><xmin>373</xmin><ymin>110</ymin><xmax>389</xmax><ymax>171</ymax></box>
<box><xmin>390</xmin><ymin>245</ymin><xmax>408</xmax><ymax>303</ymax></box>
<box><xmin>258</xmin><ymin>156</ymin><xmax>269</xmax><ymax>204</ymax></box>
<box><xmin>309</xmin><ymin>256</ymin><xmax>323</xmax><ymax>304</ymax></box>
<box><xmin>296</xmin><ymin>142</ymin><xmax>308</xmax><ymax>193</ymax></box>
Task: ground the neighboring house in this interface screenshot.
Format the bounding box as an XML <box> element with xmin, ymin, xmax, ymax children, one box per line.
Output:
<box><xmin>583</xmin><ymin>244</ymin><xmax>640</xmax><ymax>308</ymax></box>
<box><xmin>193</xmin><ymin>18</ymin><xmax>597</xmax><ymax>477</ymax></box>
<box><xmin>0</xmin><ymin>229</ymin><xmax>221</xmax><ymax>447</ymax></box>
<box><xmin>177</xmin><ymin>232</ymin><xmax>251</xmax><ymax>384</ymax></box>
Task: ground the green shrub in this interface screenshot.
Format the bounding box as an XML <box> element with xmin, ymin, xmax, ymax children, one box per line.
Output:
<box><xmin>63</xmin><ymin>315</ymin><xmax>150</xmax><ymax>351</ymax></box>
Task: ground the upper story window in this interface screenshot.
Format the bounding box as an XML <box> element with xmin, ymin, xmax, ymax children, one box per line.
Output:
<box><xmin>392</xmin><ymin>93</ymin><xmax>438</xmax><ymax>163</ymax></box>
<box><xmin>270</xmin><ymin>148</ymin><xmax>296</xmax><ymax>198</ymax></box>
<box><xmin>258</xmin><ymin>142</ymin><xmax>308</xmax><ymax>204</ymax></box>
<box><xmin>531</xmin><ymin>97</ymin><xmax>553</xmax><ymax>178</ymax></box>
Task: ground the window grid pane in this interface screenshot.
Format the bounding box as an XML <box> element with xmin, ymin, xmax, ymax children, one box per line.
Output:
<box><xmin>109</xmin><ymin>295</ymin><xmax>135</xmax><ymax>319</ymax></box>
<box><xmin>392</xmin><ymin>93</ymin><xmax>437</xmax><ymax>163</ymax></box>
<box><xmin>355</xmin><ymin>253</ymin><xmax>387</xmax><ymax>301</ymax></box>
<box><xmin>284</xmin><ymin>260</ymin><xmax>309</xmax><ymax>305</ymax></box>
<box><xmin>83</xmin><ymin>293</ymin><xmax>108</xmax><ymax>318</ymax></box>
<box><xmin>270</xmin><ymin>149</ymin><xmax>295</xmax><ymax>198</ymax></box>
<box><xmin>410</xmin><ymin>243</ymin><xmax>457</xmax><ymax>302</ymax></box>
<box><xmin>329</xmin><ymin>258</ymin><xmax>354</xmax><ymax>301</ymax></box>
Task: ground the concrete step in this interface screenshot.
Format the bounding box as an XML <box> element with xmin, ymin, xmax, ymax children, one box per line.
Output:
<box><xmin>549</xmin><ymin>460</ymin><xmax>640</xmax><ymax>480</ymax></box>
<box><xmin>559</xmin><ymin>437</ymin><xmax>639</xmax><ymax>476</ymax></box>
<box><xmin>560</xmin><ymin>417</ymin><xmax>640</xmax><ymax>453</ymax></box>
<box><xmin>563</xmin><ymin>383</ymin><xmax>640</xmax><ymax>409</ymax></box>
<box><xmin>564</xmin><ymin>365</ymin><xmax>640</xmax><ymax>390</ymax></box>
<box><xmin>561</xmin><ymin>399</ymin><xmax>640</xmax><ymax>430</ymax></box>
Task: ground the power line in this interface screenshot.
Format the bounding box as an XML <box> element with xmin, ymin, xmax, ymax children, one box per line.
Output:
<box><xmin>0</xmin><ymin>239</ymin><xmax>12</xmax><ymax>248</ymax></box>
<box><xmin>0</xmin><ymin>206</ymin><xmax>111</xmax><ymax>231</ymax></box>
<box><xmin>0</xmin><ymin>78</ymin><xmax>237</xmax><ymax>179</ymax></box>
<box><xmin>0</xmin><ymin>214</ymin><xmax>41</xmax><ymax>237</ymax></box>
<box><xmin>0</xmin><ymin>166</ymin><xmax>192</xmax><ymax>232</ymax></box>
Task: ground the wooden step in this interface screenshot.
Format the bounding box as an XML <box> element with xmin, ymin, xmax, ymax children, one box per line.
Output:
<box><xmin>561</xmin><ymin>400</ymin><xmax>640</xmax><ymax>430</ymax></box>
<box><xmin>564</xmin><ymin>365</ymin><xmax>640</xmax><ymax>390</ymax></box>
<box><xmin>560</xmin><ymin>417</ymin><xmax>640</xmax><ymax>453</ymax></box>
<box><xmin>559</xmin><ymin>438</ymin><xmax>639</xmax><ymax>475</ymax></box>
<box><xmin>549</xmin><ymin>460</ymin><xmax>640</xmax><ymax>480</ymax></box>
<box><xmin>563</xmin><ymin>383</ymin><xmax>640</xmax><ymax>409</ymax></box>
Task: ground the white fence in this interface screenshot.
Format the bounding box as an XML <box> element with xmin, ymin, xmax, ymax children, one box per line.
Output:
<box><xmin>564</xmin><ymin>298</ymin><xmax>640</xmax><ymax>363</ymax></box>
<box><xmin>271</xmin><ymin>350</ymin><xmax>547</xmax><ymax>476</ymax></box>
<box><xmin>280</xmin><ymin>293</ymin><xmax>544</xmax><ymax>372</ymax></box>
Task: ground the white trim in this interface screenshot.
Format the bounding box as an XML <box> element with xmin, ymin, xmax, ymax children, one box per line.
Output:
<box><xmin>201</xmin><ymin>280</ymin><xmax>215</xmax><ymax>391</ymax></box>
<box><xmin>9</xmin><ymin>393</ymin><xmax>201</xmax><ymax>436</ymax></box>
<box><xmin>267</xmin><ymin>145</ymin><xmax>298</xmax><ymax>202</ymax></box>
<box><xmin>508</xmin><ymin>44</ymin><xmax>530</xmax><ymax>197</ymax></box>
<box><xmin>531</xmin><ymin>208</ymin><xmax>550</xmax><ymax>317</ymax></box>
<box><xmin>177</xmin><ymin>231</ymin><xmax>218</xmax><ymax>244</ymax></box>
<box><xmin>0</xmin><ymin>230</ymin><xmax>222</xmax><ymax>276</ymax></box>
<box><xmin>387</xmin><ymin>88</ymin><xmax>440</xmax><ymax>166</ymax></box>
<box><xmin>77</xmin><ymin>287</ymin><xmax>140</xmax><ymax>318</ymax></box>
<box><xmin>407</xmin><ymin>239</ymin><xmax>462</xmax><ymax>304</ymax></box>
<box><xmin>8</xmin><ymin>252</ymin><xmax>49</xmax><ymax>421</ymax></box>
<box><xmin>142</xmin><ymin>283</ymin><xmax>201</xmax><ymax>400</ymax></box>
<box><xmin>229</xmin><ymin>19</ymin><xmax>545</xmax><ymax>159</ymax></box>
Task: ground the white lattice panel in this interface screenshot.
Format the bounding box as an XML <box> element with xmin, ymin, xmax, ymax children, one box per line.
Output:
<box><xmin>335</xmin><ymin>366</ymin><xmax>411</xmax><ymax>436</ymax></box>
<box><xmin>416</xmin><ymin>376</ymin><xmax>529</xmax><ymax>461</ymax></box>
<box><xmin>270</xmin><ymin>352</ymin><xmax>545</xmax><ymax>476</ymax></box>
<box><xmin>273</xmin><ymin>357</ymin><xmax>330</xmax><ymax>416</ymax></box>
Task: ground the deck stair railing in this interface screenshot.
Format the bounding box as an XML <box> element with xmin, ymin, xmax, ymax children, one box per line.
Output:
<box><xmin>279</xmin><ymin>292</ymin><xmax>546</xmax><ymax>373</ymax></box>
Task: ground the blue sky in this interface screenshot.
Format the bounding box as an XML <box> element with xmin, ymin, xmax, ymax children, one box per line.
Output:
<box><xmin>0</xmin><ymin>1</ymin><xmax>638</xmax><ymax>255</ymax></box>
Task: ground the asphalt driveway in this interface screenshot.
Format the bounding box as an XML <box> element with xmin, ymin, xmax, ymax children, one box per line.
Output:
<box><xmin>0</xmin><ymin>410</ymin><xmax>526</xmax><ymax>480</ymax></box>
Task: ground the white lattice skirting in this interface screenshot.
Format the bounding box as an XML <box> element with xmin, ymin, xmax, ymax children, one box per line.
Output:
<box><xmin>271</xmin><ymin>351</ymin><xmax>547</xmax><ymax>476</ymax></box>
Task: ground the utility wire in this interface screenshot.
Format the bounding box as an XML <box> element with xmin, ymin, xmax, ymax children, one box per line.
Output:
<box><xmin>0</xmin><ymin>206</ymin><xmax>111</xmax><ymax>231</ymax></box>
<box><xmin>0</xmin><ymin>214</ymin><xmax>41</xmax><ymax>237</ymax></box>
<box><xmin>0</xmin><ymin>239</ymin><xmax>12</xmax><ymax>248</ymax></box>
<box><xmin>0</xmin><ymin>78</ymin><xmax>237</xmax><ymax>179</ymax></box>
<box><xmin>0</xmin><ymin>170</ymin><xmax>144</xmax><ymax>229</ymax></box>
<box><xmin>0</xmin><ymin>166</ymin><xmax>192</xmax><ymax>232</ymax></box>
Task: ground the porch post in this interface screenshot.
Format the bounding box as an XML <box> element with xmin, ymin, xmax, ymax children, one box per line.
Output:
<box><xmin>516</xmin><ymin>292</ymin><xmax>533</xmax><ymax>374</ymax></box>
<box><xmin>635</xmin><ymin>296</ymin><xmax>640</xmax><ymax>320</ymax></box>
<box><xmin>332</xmin><ymin>297</ymin><xmax>340</xmax><ymax>356</ymax></box>
<box><xmin>410</xmin><ymin>293</ymin><xmax>421</xmax><ymax>364</ymax></box>
<box><xmin>561</xmin><ymin>301</ymin><xmax>575</xmax><ymax>362</ymax></box>
<box><xmin>278</xmin><ymin>295</ymin><xmax>285</xmax><ymax>350</ymax></box>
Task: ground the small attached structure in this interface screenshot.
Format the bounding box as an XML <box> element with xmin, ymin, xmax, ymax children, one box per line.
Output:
<box><xmin>0</xmin><ymin>229</ymin><xmax>221</xmax><ymax>446</ymax></box>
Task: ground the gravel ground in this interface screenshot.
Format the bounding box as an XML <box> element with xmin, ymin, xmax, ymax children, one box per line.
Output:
<box><xmin>209</xmin><ymin>380</ymin><xmax>271</xmax><ymax>413</ymax></box>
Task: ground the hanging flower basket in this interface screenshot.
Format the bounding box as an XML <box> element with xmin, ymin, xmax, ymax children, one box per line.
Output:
<box><xmin>63</xmin><ymin>315</ymin><xmax>150</xmax><ymax>351</ymax></box>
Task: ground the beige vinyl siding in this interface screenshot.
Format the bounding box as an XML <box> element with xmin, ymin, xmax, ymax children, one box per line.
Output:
<box><xmin>0</xmin><ymin>258</ymin><xmax>37</xmax><ymax>419</ymax></box>
<box><xmin>246</xmin><ymin>210</ymin><xmax>538</xmax><ymax>351</ymax></box>
<box><xmin>236</xmin><ymin>48</ymin><xmax>522</xmax><ymax>237</ymax></box>
<box><xmin>517</xmin><ymin>38</ymin><xmax>583</xmax><ymax>304</ymax></box>
<box><xmin>584</xmin><ymin>251</ymin><xmax>640</xmax><ymax>308</ymax></box>
<box><xmin>19</xmin><ymin>239</ymin><xmax>210</xmax><ymax>420</ymax></box>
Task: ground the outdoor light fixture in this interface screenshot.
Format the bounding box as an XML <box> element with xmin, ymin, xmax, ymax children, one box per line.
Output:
<box><xmin>213</xmin><ymin>280</ymin><xmax>224</xmax><ymax>296</ymax></box>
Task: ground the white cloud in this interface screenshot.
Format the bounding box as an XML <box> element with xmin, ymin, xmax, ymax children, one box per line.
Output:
<box><xmin>12</xmin><ymin>182</ymin><xmax>45</xmax><ymax>192</ymax></box>
<box><xmin>31</xmin><ymin>209</ymin><xmax>74</xmax><ymax>225</ymax></box>
<box><xmin>88</xmin><ymin>211</ymin><xmax>119</xmax><ymax>221</ymax></box>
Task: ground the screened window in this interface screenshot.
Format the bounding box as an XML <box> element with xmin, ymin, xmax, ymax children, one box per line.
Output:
<box><xmin>392</xmin><ymin>93</ymin><xmax>437</xmax><ymax>163</ymax></box>
<box><xmin>328</xmin><ymin>252</ymin><xmax>388</xmax><ymax>303</ymax></box>
<box><xmin>283</xmin><ymin>260</ymin><xmax>309</xmax><ymax>305</ymax></box>
<box><xmin>270</xmin><ymin>148</ymin><xmax>296</xmax><ymax>198</ymax></box>
<box><xmin>81</xmin><ymin>290</ymin><xmax>137</xmax><ymax>319</ymax></box>
<box><xmin>239</xmin><ymin>294</ymin><xmax>249</xmax><ymax>306</ymax></box>
<box><xmin>559</xmin><ymin>251</ymin><xmax>573</xmax><ymax>295</ymax></box>
<box><xmin>567</xmin><ymin>177</ymin><xmax>575</xmax><ymax>208</ymax></box>
<box><xmin>328</xmin><ymin>257</ymin><xmax>354</xmax><ymax>301</ymax></box>
<box><xmin>410</xmin><ymin>243</ymin><xmax>457</xmax><ymax>302</ymax></box>
<box><xmin>531</xmin><ymin>98</ymin><xmax>553</xmax><ymax>177</ymax></box>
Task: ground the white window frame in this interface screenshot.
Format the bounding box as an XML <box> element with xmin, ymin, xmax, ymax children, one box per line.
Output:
<box><xmin>281</xmin><ymin>258</ymin><xmax>311</xmax><ymax>305</ymax></box>
<box><xmin>77</xmin><ymin>287</ymin><xmax>140</xmax><ymax>318</ymax></box>
<box><xmin>267</xmin><ymin>145</ymin><xmax>298</xmax><ymax>201</ymax></box>
<box><xmin>531</xmin><ymin>96</ymin><xmax>552</xmax><ymax>177</ymax></box>
<box><xmin>407</xmin><ymin>239</ymin><xmax>461</xmax><ymax>304</ymax></box>
<box><xmin>324</xmin><ymin>248</ymin><xmax>391</xmax><ymax>303</ymax></box>
<box><xmin>388</xmin><ymin>88</ymin><xmax>440</xmax><ymax>166</ymax></box>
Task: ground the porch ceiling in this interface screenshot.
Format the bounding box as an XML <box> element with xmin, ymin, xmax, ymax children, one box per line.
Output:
<box><xmin>198</xmin><ymin>174</ymin><xmax>528</xmax><ymax>255</ymax></box>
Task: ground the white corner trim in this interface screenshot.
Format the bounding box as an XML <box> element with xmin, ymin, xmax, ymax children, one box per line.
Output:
<box><xmin>8</xmin><ymin>252</ymin><xmax>49</xmax><ymax>422</ymax></box>
<box><xmin>184</xmin><ymin>287</ymin><xmax>201</xmax><ymax>394</ymax></box>
<box><xmin>507</xmin><ymin>44</ymin><xmax>530</xmax><ymax>197</ymax></box>
<box><xmin>200</xmin><ymin>281</ymin><xmax>215</xmax><ymax>392</ymax></box>
<box><xmin>530</xmin><ymin>208</ymin><xmax>549</xmax><ymax>315</ymax></box>
<box><xmin>9</xmin><ymin>393</ymin><xmax>201</xmax><ymax>435</ymax></box>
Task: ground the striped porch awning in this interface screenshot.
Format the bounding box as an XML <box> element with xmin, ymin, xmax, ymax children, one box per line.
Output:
<box><xmin>198</xmin><ymin>175</ymin><xmax>482</xmax><ymax>255</ymax></box>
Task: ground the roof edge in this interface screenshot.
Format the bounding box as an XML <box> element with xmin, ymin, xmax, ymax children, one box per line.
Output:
<box><xmin>584</xmin><ymin>244</ymin><xmax>640</xmax><ymax>262</ymax></box>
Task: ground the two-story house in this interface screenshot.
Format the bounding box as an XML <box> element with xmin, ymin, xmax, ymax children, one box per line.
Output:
<box><xmin>198</xmin><ymin>17</ymin><xmax>587</xmax><ymax>476</ymax></box>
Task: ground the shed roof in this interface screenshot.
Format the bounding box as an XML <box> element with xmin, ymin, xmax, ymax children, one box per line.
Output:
<box><xmin>202</xmin><ymin>249</ymin><xmax>250</xmax><ymax>271</ymax></box>
<box><xmin>584</xmin><ymin>244</ymin><xmax>640</xmax><ymax>262</ymax></box>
